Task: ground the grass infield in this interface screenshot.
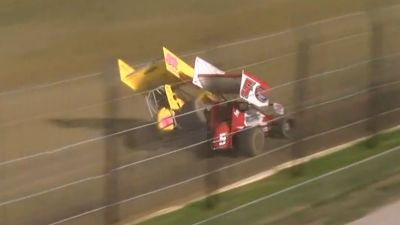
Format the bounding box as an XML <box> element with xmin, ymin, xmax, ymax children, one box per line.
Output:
<box><xmin>138</xmin><ymin>128</ymin><xmax>400</xmax><ymax>225</ymax></box>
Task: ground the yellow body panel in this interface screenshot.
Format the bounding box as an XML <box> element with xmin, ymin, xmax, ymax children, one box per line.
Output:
<box><xmin>157</xmin><ymin>107</ymin><xmax>175</xmax><ymax>131</ymax></box>
<box><xmin>118</xmin><ymin>48</ymin><xmax>218</xmax><ymax>133</ymax></box>
<box><xmin>164</xmin><ymin>84</ymin><xmax>185</xmax><ymax>111</ymax></box>
<box><xmin>163</xmin><ymin>47</ymin><xmax>194</xmax><ymax>79</ymax></box>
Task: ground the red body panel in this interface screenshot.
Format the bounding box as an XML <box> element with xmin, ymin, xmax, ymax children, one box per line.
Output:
<box><xmin>211</xmin><ymin>122</ymin><xmax>232</xmax><ymax>150</ymax></box>
<box><xmin>209</xmin><ymin>103</ymin><xmax>247</xmax><ymax>151</ymax></box>
<box><xmin>209</xmin><ymin>104</ymin><xmax>232</xmax><ymax>150</ymax></box>
<box><xmin>231</xmin><ymin>105</ymin><xmax>245</xmax><ymax>133</ymax></box>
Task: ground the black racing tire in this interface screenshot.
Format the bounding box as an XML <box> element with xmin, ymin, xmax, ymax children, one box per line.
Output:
<box><xmin>237</xmin><ymin>127</ymin><xmax>265</xmax><ymax>156</ymax></box>
<box><xmin>280</xmin><ymin>118</ymin><xmax>295</xmax><ymax>139</ymax></box>
<box><xmin>193</xmin><ymin>93</ymin><xmax>213</xmax><ymax>124</ymax></box>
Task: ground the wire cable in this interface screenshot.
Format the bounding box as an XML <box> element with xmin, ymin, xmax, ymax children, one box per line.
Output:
<box><xmin>48</xmin><ymin>106</ymin><xmax>400</xmax><ymax>225</ymax></box>
<box><xmin>1</xmin><ymin>52</ymin><xmax>399</xmax><ymax>167</ymax></box>
<box><xmin>2</xmin><ymin>81</ymin><xmax>399</xmax><ymax>208</ymax></box>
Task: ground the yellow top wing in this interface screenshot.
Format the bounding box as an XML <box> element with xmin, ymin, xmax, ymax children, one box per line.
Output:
<box><xmin>118</xmin><ymin>59</ymin><xmax>170</xmax><ymax>92</ymax></box>
<box><xmin>163</xmin><ymin>47</ymin><xmax>194</xmax><ymax>79</ymax></box>
<box><xmin>119</xmin><ymin>47</ymin><xmax>193</xmax><ymax>92</ymax></box>
<box><xmin>118</xmin><ymin>59</ymin><xmax>144</xmax><ymax>91</ymax></box>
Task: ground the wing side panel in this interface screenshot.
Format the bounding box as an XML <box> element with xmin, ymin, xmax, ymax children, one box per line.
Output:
<box><xmin>163</xmin><ymin>47</ymin><xmax>194</xmax><ymax>79</ymax></box>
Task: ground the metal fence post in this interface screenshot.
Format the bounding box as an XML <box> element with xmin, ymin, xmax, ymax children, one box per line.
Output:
<box><xmin>103</xmin><ymin>69</ymin><xmax>120</xmax><ymax>224</ymax></box>
<box><xmin>291</xmin><ymin>30</ymin><xmax>311</xmax><ymax>176</ymax></box>
<box><xmin>366</xmin><ymin>8</ymin><xmax>384</xmax><ymax>147</ymax></box>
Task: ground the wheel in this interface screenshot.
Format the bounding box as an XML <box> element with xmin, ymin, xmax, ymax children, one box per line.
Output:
<box><xmin>236</xmin><ymin>127</ymin><xmax>265</xmax><ymax>156</ymax></box>
<box><xmin>280</xmin><ymin>118</ymin><xmax>295</xmax><ymax>139</ymax></box>
<box><xmin>193</xmin><ymin>93</ymin><xmax>213</xmax><ymax>123</ymax></box>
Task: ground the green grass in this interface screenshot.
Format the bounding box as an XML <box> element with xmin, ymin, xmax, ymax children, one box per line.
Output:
<box><xmin>270</xmin><ymin>172</ymin><xmax>400</xmax><ymax>225</ymax></box>
<box><xmin>137</xmin><ymin>128</ymin><xmax>400</xmax><ymax>225</ymax></box>
<box><xmin>1</xmin><ymin>0</ymin><xmax>398</xmax><ymax>90</ymax></box>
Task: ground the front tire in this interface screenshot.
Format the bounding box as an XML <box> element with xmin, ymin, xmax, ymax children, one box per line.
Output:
<box><xmin>280</xmin><ymin>118</ymin><xmax>295</xmax><ymax>139</ymax></box>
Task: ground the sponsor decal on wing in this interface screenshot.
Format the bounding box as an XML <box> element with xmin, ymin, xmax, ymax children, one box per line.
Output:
<box><xmin>240</xmin><ymin>71</ymin><xmax>270</xmax><ymax>107</ymax></box>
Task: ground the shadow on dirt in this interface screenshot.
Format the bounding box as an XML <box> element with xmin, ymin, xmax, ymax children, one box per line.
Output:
<box><xmin>48</xmin><ymin>118</ymin><xmax>167</xmax><ymax>150</ymax></box>
<box><xmin>48</xmin><ymin>117</ymin><xmax>211</xmax><ymax>154</ymax></box>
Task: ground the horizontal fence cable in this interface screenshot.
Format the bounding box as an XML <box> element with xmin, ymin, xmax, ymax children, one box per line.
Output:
<box><xmin>2</xmin><ymin>80</ymin><xmax>399</xmax><ymax>209</ymax></box>
<box><xmin>1</xmin><ymin>51</ymin><xmax>400</xmax><ymax>167</ymax></box>
<box><xmin>48</xmin><ymin>105</ymin><xmax>400</xmax><ymax>225</ymax></box>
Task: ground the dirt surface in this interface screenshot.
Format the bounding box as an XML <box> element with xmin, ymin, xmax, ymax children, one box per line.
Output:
<box><xmin>1</xmin><ymin>2</ymin><xmax>400</xmax><ymax>225</ymax></box>
<box><xmin>0</xmin><ymin>0</ymin><xmax>398</xmax><ymax>91</ymax></box>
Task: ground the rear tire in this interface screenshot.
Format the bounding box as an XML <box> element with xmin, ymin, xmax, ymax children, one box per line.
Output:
<box><xmin>237</xmin><ymin>127</ymin><xmax>265</xmax><ymax>156</ymax></box>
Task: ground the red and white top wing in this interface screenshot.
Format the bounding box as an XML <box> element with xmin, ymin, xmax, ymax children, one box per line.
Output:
<box><xmin>240</xmin><ymin>71</ymin><xmax>270</xmax><ymax>107</ymax></box>
<box><xmin>192</xmin><ymin>58</ymin><xmax>270</xmax><ymax>104</ymax></box>
<box><xmin>193</xmin><ymin>57</ymin><xmax>225</xmax><ymax>88</ymax></box>
<box><xmin>193</xmin><ymin>57</ymin><xmax>241</xmax><ymax>94</ymax></box>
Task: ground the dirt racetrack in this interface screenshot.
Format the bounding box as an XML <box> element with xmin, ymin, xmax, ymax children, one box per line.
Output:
<box><xmin>1</xmin><ymin>2</ymin><xmax>400</xmax><ymax>225</ymax></box>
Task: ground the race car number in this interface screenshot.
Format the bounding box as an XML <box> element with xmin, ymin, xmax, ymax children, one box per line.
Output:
<box><xmin>219</xmin><ymin>133</ymin><xmax>227</xmax><ymax>146</ymax></box>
